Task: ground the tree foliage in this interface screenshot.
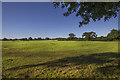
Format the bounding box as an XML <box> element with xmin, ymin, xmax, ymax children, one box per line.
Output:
<box><xmin>38</xmin><ymin>37</ymin><xmax>42</xmax><ymax>40</ymax></box>
<box><xmin>94</xmin><ymin>36</ymin><xmax>107</xmax><ymax>41</ymax></box>
<box><xmin>107</xmin><ymin>29</ymin><xmax>119</xmax><ymax>41</ymax></box>
<box><xmin>82</xmin><ymin>32</ymin><xmax>97</xmax><ymax>41</ymax></box>
<box><xmin>28</xmin><ymin>37</ymin><xmax>33</xmax><ymax>40</ymax></box>
<box><xmin>2</xmin><ymin>38</ymin><xmax>8</xmax><ymax>41</ymax></box>
<box><xmin>45</xmin><ymin>37</ymin><xmax>50</xmax><ymax>40</ymax></box>
<box><xmin>68</xmin><ymin>33</ymin><xmax>76</xmax><ymax>40</ymax></box>
<box><xmin>69</xmin><ymin>33</ymin><xmax>76</xmax><ymax>38</ymax></box>
<box><xmin>53</xmin><ymin>2</ymin><xmax>120</xmax><ymax>27</ymax></box>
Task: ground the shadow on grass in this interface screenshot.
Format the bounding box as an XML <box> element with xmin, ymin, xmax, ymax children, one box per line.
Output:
<box><xmin>97</xmin><ymin>53</ymin><xmax>120</xmax><ymax>76</ymax></box>
<box><xmin>97</xmin><ymin>65</ymin><xmax>120</xmax><ymax>76</ymax></box>
<box><xmin>6</xmin><ymin>52</ymin><xmax>119</xmax><ymax>71</ymax></box>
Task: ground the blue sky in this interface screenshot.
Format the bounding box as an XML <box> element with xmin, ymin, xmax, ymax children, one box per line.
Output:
<box><xmin>2</xmin><ymin>2</ymin><xmax>118</xmax><ymax>39</ymax></box>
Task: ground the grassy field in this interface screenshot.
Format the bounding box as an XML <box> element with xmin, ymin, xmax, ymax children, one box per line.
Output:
<box><xmin>2</xmin><ymin>40</ymin><xmax>119</xmax><ymax>78</ymax></box>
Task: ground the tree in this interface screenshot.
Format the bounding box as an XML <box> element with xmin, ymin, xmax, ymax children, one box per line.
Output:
<box><xmin>24</xmin><ymin>38</ymin><xmax>28</xmax><ymax>41</ymax></box>
<box><xmin>100</xmin><ymin>36</ymin><xmax>105</xmax><ymax>40</ymax></box>
<box><xmin>2</xmin><ymin>38</ymin><xmax>8</xmax><ymax>41</ymax></box>
<box><xmin>107</xmin><ymin>29</ymin><xmax>119</xmax><ymax>41</ymax></box>
<box><xmin>28</xmin><ymin>37</ymin><xmax>33</xmax><ymax>40</ymax></box>
<box><xmin>82</xmin><ymin>32</ymin><xmax>97</xmax><ymax>41</ymax></box>
<box><xmin>94</xmin><ymin>36</ymin><xmax>107</xmax><ymax>41</ymax></box>
<box><xmin>53</xmin><ymin>2</ymin><xmax>120</xmax><ymax>27</ymax></box>
<box><xmin>14</xmin><ymin>38</ymin><xmax>18</xmax><ymax>41</ymax></box>
<box><xmin>38</xmin><ymin>37</ymin><xmax>42</xmax><ymax>40</ymax></box>
<box><xmin>68</xmin><ymin>33</ymin><xmax>76</xmax><ymax>40</ymax></box>
<box><xmin>20</xmin><ymin>38</ymin><xmax>27</xmax><ymax>41</ymax></box>
<box><xmin>34</xmin><ymin>38</ymin><xmax>37</xmax><ymax>40</ymax></box>
<box><xmin>78</xmin><ymin>38</ymin><xmax>84</xmax><ymax>41</ymax></box>
<box><xmin>54</xmin><ymin>38</ymin><xmax>66</xmax><ymax>41</ymax></box>
<box><xmin>45</xmin><ymin>37</ymin><xmax>50</xmax><ymax>40</ymax></box>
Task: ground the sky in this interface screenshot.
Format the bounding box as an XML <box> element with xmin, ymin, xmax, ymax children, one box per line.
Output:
<box><xmin>2</xmin><ymin>2</ymin><xmax>118</xmax><ymax>39</ymax></box>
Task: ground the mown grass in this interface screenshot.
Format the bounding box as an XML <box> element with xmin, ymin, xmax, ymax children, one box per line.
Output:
<box><xmin>2</xmin><ymin>40</ymin><xmax>119</xmax><ymax>78</ymax></box>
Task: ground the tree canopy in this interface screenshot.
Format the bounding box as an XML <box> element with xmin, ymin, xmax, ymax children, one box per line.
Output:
<box><xmin>107</xmin><ymin>29</ymin><xmax>120</xmax><ymax>41</ymax></box>
<box><xmin>53</xmin><ymin>2</ymin><xmax>120</xmax><ymax>27</ymax></box>
<box><xmin>68</xmin><ymin>33</ymin><xmax>76</xmax><ymax>40</ymax></box>
<box><xmin>82</xmin><ymin>32</ymin><xmax>97</xmax><ymax>41</ymax></box>
<box><xmin>69</xmin><ymin>33</ymin><xmax>76</xmax><ymax>38</ymax></box>
<box><xmin>28</xmin><ymin>37</ymin><xmax>33</xmax><ymax>40</ymax></box>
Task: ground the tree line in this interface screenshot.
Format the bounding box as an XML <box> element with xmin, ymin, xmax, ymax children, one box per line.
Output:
<box><xmin>1</xmin><ymin>29</ymin><xmax>120</xmax><ymax>41</ymax></box>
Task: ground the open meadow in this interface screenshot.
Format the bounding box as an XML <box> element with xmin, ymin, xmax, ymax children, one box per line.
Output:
<box><xmin>2</xmin><ymin>40</ymin><xmax>119</xmax><ymax>78</ymax></box>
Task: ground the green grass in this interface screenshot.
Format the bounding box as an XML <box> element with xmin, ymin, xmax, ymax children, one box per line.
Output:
<box><xmin>2</xmin><ymin>40</ymin><xmax>119</xmax><ymax>78</ymax></box>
